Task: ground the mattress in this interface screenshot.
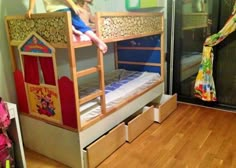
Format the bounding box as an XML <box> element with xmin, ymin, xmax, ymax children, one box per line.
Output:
<box><xmin>79</xmin><ymin>69</ymin><xmax>161</xmax><ymax>124</ymax></box>
<box><xmin>181</xmin><ymin>52</ymin><xmax>202</xmax><ymax>81</ymax></box>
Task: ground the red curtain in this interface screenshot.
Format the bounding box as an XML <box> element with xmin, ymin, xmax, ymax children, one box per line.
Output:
<box><xmin>24</xmin><ymin>56</ymin><xmax>56</xmax><ymax>85</ymax></box>
<box><xmin>24</xmin><ymin>56</ymin><xmax>39</xmax><ymax>85</ymax></box>
<box><xmin>39</xmin><ymin>57</ymin><xmax>56</xmax><ymax>85</ymax></box>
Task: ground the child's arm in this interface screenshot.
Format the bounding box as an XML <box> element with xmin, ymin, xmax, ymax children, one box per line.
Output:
<box><xmin>64</xmin><ymin>0</ymin><xmax>86</xmax><ymax>15</ymax></box>
<box><xmin>26</xmin><ymin>0</ymin><xmax>36</xmax><ymax>18</ymax></box>
<box><xmin>89</xmin><ymin>14</ymin><xmax>95</xmax><ymax>23</ymax></box>
<box><xmin>87</xmin><ymin>6</ymin><xmax>95</xmax><ymax>23</ymax></box>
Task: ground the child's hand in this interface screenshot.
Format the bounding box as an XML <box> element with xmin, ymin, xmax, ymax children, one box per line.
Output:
<box><xmin>72</xmin><ymin>5</ymin><xmax>86</xmax><ymax>16</ymax></box>
<box><xmin>26</xmin><ymin>9</ymin><xmax>33</xmax><ymax>18</ymax></box>
<box><xmin>65</xmin><ymin>0</ymin><xmax>86</xmax><ymax>16</ymax></box>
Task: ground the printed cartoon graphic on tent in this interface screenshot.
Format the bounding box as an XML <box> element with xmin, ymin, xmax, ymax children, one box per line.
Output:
<box><xmin>27</xmin><ymin>84</ymin><xmax>62</xmax><ymax>123</ymax></box>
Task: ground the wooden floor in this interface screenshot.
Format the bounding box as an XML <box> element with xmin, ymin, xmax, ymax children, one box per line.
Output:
<box><xmin>24</xmin><ymin>103</ymin><xmax>236</xmax><ymax>168</ymax></box>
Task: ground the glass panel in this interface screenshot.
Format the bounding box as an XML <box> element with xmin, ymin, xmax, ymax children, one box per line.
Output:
<box><xmin>173</xmin><ymin>0</ymin><xmax>218</xmax><ymax>100</ymax></box>
<box><xmin>180</xmin><ymin>0</ymin><xmax>210</xmax><ymax>98</ymax></box>
<box><xmin>215</xmin><ymin>0</ymin><xmax>236</xmax><ymax>107</ymax></box>
<box><xmin>172</xmin><ymin>0</ymin><xmax>236</xmax><ymax>109</ymax></box>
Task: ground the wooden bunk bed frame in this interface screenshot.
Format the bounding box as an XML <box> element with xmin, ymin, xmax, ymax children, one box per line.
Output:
<box><xmin>5</xmin><ymin>11</ymin><xmax>177</xmax><ymax>168</ymax></box>
<box><xmin>182</xmin><ymin>12</ymin><xmax>208</xmax><ymax>30</ymax></box>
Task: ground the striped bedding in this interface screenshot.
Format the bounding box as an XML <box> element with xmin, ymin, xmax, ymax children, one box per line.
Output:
<box><xmin>79</xmin><ymin>69</ymin><xmax>161</xmax><ymax>123</ymax></box>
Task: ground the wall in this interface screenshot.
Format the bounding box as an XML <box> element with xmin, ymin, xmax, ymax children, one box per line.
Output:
<box><xmin>0</xmin><ymin>0</ymin><xmax>45</xmax><ymax>102</ymax></box>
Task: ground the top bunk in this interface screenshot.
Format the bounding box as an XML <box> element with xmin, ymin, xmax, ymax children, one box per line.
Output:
<box><xmin>182</xmin><ymin>12</ymin><xmax>208</xmax><ymax>30</ymax></box>
<box><xmin>5</xmin><ymin>11</ymin><xmax>164</xmax><ymax>48</ymax></box>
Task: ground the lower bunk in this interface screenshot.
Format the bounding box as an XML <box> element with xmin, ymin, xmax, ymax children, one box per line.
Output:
<box><xmin>20</xmin><ymin>82</ymin><xmax>177</xmax><ymax>168</ymax></box>
<box><xmin>180</xmin><ymin>52</ymin><xmax>202</xmax><ymax>81</ymax></box>
<box><xmin>79</xmin><ymin>69</ymin><xmax>161</xmax><ymax>125</ymax></box>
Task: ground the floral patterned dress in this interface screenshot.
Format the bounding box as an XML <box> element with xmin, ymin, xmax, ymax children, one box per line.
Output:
<box><xmin>194</xmin><ymin>2</ymin><xmax>236</xmax><ymax>101</ymax></box>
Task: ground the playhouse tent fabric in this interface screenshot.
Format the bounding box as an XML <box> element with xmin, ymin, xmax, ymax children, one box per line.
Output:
<box><xmin>194</xmin><ymin>1</ymin><xmax>236</xmax><ymax>101</ymax></box>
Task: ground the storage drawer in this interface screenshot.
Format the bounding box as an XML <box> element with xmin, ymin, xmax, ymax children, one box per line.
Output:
<box><xmin>148</xmin><ymin>94</ymin><xmax>177</xmax><ymax>123</ymax></box>
<box><xmin>125</xmin><ymin>106</ymin><xmax>154</xmax><ymax>142</ymax></box>
<box><xmin>83</xmin><ymin>123</ymin><xmax>126</xmax><ymax>168</ymax></box>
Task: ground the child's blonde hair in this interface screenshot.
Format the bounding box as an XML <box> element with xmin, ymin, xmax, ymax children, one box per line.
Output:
<box><xmin>77</xmin><ymin>0</ymin><xmax>93</xmax><ymax>6</ymax></box>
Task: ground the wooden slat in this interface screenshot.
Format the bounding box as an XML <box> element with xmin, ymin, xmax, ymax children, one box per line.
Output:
<box><xmin>79</xmin><ymin>90</ymin><xmax>103</xmax><ymax>105</ymax></box>
<box><xmin>182</xmin><ymin>13</ymin><xmax>208</xmax><ymax>30</ymax></box>
<box><xmin>98</xmin><ymin>12</ymin><xmax>163</xmax><ymax>17</ymax></box>
<box><xmin>117</xmin><ymin>46</ymin><xmax>161</xmax><ymax>50</ymax></box>
<box><xmin>160</xmin><ymin>16</ymin><xmax>165</xmax><ymax>81</ymax></box>
<box><xmin>20</xmin><ymin>52</ymin><xmax>53</xmax><ymax>57</ymax></box>
<box><xmin>118</xmin><ymin>61</ymin><xmax>161</xmax><ymax>67</ymax></box>
<box><xmin>101</xmin><ymin>32</ymin><xmax>164</xmax><ymax>42</ymax></box>
<box><xmin>114</xmin><ymin>43</ymin><xmax>119</xmax><ymax>69</ymax></box>
<box><xmin>76</xmin><ymin>67</ymin><xmax>100</xmax><ymax>78</ymax></box>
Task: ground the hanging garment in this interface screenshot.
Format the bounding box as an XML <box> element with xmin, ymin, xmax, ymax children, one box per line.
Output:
<box><xmin>194</xmin><ymin>1</ymin><xmax>236</xmax><ymax>101</ymax></box>
<box><xmin>0</xmin><ymin>98</ymin><xmax>14</xmax><ymax>167</ymax></box>
<box><xmin>0</xmin><ymin>98</ymin><xmax>10</xmax><ymax>129</ymax></box>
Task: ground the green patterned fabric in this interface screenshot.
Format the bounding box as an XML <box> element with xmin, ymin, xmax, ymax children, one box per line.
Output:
<box><xmin>194</xmin><ymin>1</ymin><xmax>236</xmax><ymax>101</ymax></box>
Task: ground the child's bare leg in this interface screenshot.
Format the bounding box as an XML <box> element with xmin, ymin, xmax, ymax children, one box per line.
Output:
<box><xmin>85</xmin><ymin>30</ymin><xmax>108</xmax><ymax>53</ymax></box>
<box><xmin>72</xmin><ymin>25</ymin><xmax>83</xmax><ymax>35</ymax></box>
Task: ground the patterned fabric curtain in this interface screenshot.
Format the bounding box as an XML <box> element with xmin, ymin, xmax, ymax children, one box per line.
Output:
<box><xmin>194</xmin><ymin>2</ymin><xmax>236</xmax><ymax>101</ymax></box>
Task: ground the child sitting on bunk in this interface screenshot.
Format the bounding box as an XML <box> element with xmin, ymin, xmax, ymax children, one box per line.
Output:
<box><xmin>26</xmin><ymin>0</ymin><xmax>108</xmax><ymax>54</ymax></box>
<box><xmin>77</xmin><ymin>0</ymin><xmax>95</xmax><ymax>30</ymax></box>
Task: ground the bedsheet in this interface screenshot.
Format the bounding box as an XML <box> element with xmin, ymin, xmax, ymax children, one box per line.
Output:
<box><xmin>79</xmin><ymin>69</ymin><xmax>161</xmax><ymax>123</ymax></box>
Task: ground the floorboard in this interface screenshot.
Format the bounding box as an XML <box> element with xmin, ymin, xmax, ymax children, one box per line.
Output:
<box><xmin>24</xmin><ymin>103</ymin><xmax>236</xmax><ymax>168</ymax></box>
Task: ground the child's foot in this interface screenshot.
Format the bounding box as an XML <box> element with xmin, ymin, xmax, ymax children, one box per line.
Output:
<box><xmin>97</xmin><ymin>41</ymin><xmax>108</xmax><ymax>54</ymax></box>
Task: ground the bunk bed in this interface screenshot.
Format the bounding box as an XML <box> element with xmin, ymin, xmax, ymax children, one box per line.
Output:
<box><xmin>180</xmin><ymin>52</ymin><xmax>202</xmax><ymax>81</ymax></box>
<box><xmin>182</xmin><ymin>12</ymin><xmax>208</xmax><ymax>30</ymax></box>
<box><xmin>5</xmin><ymin>11</ymin><xmax>177</xmax><ymax>168</ymax></box>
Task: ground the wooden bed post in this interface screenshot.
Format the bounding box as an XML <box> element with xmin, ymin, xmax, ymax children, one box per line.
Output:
<box><xmin>95</xmin><ymin>12</ymin><xmax>106</xmax><ymax>115</ymax></box>
<box><xmin>161</xmin><ymin>13</ymin><xmax>165</xmax><ymax>83</ymax></box>
<box><xmin>97</xmin><ymin>49</ymin><xmax>106</xmax><ymax>115</ymax></box>
<box><xmin>114</xmin><ymin>42</ymin><xmax>119</xmax><ymax>69</ymax></box>
<box><xmin>64</xmin><ymin>12</ymin><xmax>82</xmax><ymax>131</ymax></box>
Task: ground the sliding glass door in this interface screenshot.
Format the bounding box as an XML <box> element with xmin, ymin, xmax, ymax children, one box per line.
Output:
<box><xmin>170</xmin><ymin>0</ymin><xmax>236</xmax><ymax>110</ymax></box>
<box><xmin>170</xmin><ymin>0</ymin><xmax>220</xmax><ymax>105</ymax></box>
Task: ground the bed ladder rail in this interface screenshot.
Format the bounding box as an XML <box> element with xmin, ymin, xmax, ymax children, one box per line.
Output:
<box><xmin>76</xmin><ymin>66</ymin><xmax>100</xmax><ymax>78</ymax></box>
<box><xmin>76</xmin><ymin>65</ymin><xmax>105</xmax><ymax>106</ymax></box>
<box><xmin>76</xmin><ymin>50</ymin><xmax>106</xmax><ymax>125</ymax></box>
<box><xmin>79</xmin><ymin>91</ymin><xmax>103</xmax><ymax>105</ymax></box>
